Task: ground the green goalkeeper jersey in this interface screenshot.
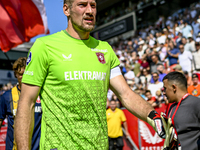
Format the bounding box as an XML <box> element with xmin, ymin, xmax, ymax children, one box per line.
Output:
<box><xmin>22</xmin><ymin>30</ymin><xmax>120</xmax><ymax>150</ymax></box>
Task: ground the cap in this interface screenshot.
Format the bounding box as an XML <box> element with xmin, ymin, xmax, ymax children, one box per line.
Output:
<box><xmin>173</xmin><ymin>64</ymin><xmax>182</xmax><ymax>70</ymax></box>
<box><xmin>192</xmin><ymin>74</ymin><xmax>198</xmax><ymax>78</ymax></box>
<box><xmin>138</xmin><ymin>40</ymin><xmax>145</xmax><ymax>45</ymax></box>
<box><xmin>187</xmin><ymin>33</ymin><xmax>193</xmax><ymax>38</ymax></box>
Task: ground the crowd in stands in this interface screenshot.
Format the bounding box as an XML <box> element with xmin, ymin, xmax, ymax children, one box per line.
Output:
<box><xmin>107</xmin><ymin>1</ymin><xmax>200</xmax><ymax>110</ymax></box>
<box><xmin>0</xmin><ymin>83</ymin><xmax>13</xmax><ymax>96</ymax></box>
<box><xmin>96</xmin><ymin>0</ymin><xmax>160</xmax><ymax>26</ymax></box>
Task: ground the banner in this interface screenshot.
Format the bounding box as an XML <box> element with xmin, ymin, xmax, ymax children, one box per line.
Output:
<box><xmin>122</xmin><ymin>103</ymin><xmax>168</xmax><ymax>150</ymax></box>
<box><xmin>0</xmin><ymin>0</ymin><xmax>49</xmax><ymax>52</ymax></box>
<box><xmin>0</xmin><ymin>126</ymin><xmax>7</xmax><ymax>150</ymax></box>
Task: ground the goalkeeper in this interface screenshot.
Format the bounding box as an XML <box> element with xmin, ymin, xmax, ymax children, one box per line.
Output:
<box><xmin>162</xmin><ymin>72</ymin><xmax>200</xmax><ymax>149</ymax></box>
<box><xmin>14</xmin><ymin>0</ymin><xmax>165</xmax><ymax>149</ymax></box>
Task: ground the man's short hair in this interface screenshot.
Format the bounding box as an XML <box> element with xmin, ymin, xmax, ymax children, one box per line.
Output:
<box><xmin>145</xmin><ymin>90</ymin><xmax>151</xmax><ymax>95</ymax></box>
<box><xmin>162</xmin><ymin>72</ymin><xmax>187</xmax><ymax>90</ymax></box>
<box><xmin>13</xmin><ymin>57</ymin><xmax>27</xmax><ymax>77</ymax></box>
<box><xmin>110</xmin><ymin>99</ymin><xmax>116</xmax><ymax>103</ymax></box>
<box><xmin>152</xmin><ymin>72</ymin><xmax>159</xmax><ymax>76</ymax></box>
<box><xmin>63</xmin><ymin>0</ymin><xmax>74</xmax><ymax>8</ymax></box>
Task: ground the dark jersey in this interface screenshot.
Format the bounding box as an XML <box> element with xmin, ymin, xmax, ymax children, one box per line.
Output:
<box><xmin>0</xmin><ymin>85</ymin><xmax>42</xmax><ymax>150</ymax></box>
<box><xmin>168</xmin><ymin>95</ymin><xmax>200</xmax><ymax>150</ymax></box>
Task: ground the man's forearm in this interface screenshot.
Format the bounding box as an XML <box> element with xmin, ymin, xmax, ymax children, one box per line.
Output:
<box><xmin>119</xmin><ymin>91</ymin><xmax>154</xmax><ymax>122</ymax></box>
<box><xmin>15</xmin><ymin>98</ymin><xmax>35</xmax><ymax>150</ymax></box>
<box><xmin>123</xmin><ymin>121</ymin><xmax>128</xmax><ymax>133</ymax></box>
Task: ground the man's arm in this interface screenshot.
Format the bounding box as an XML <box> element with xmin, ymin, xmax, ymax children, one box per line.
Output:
<box><xmin>110</xmin><ymin>75</ymin><xmax>153</xmax><ymax>121</ymax></box>
<box><xmin>122</xmin><ymin>121</ymin><xmax>130</xmax><ymax>137</ymax></box>
<box><xmin>14</xmin><ymin>83</ymin><xmax>40</xmax><ymax>150</ymax></box>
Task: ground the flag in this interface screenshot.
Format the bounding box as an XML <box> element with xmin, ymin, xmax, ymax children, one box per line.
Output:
<box><xmin>0</xmin><ymin>0</ymin><xmax>49</xmax><ymax>52</ymax></box>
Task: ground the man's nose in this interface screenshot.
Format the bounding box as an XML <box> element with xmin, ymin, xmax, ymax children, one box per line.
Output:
<box><xmin>86</xmin><ymin>5</ymin><xmax>93</xmax><ymax>14</ymax></box>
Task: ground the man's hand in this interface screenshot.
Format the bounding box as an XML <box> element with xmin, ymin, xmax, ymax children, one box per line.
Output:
<box><xmin>147</xmin><ymin>110</ymin><xmax>166</xmax><ymax>139</ymax></box>
<box><xmin>161</xmin><ymin>113</ymin><xmax>178</xmax><ymax>150</ymax></box>
<box><xmin>126</xmin><ymin>132</ymin><xmax>130</xmax><ymax>138</ymax></box>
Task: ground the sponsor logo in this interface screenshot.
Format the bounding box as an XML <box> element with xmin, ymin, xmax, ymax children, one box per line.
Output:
<box><xmin>192</xmin><ymin>89</ymin><xmax>198</xmax><ymax>95</ymax></box>
<box><xmin>26</xmin><ymin>52</ymin><xmax>32</xmax><ymax>65</ymax></box>
<box><xmin>62</xmin><ymin>54</ymin><xmax>72</xmax><ymax>61</ymax></box>
<box><xmin>140</xmin><ymin>121</ymin><xmax>163</xmax><ymax>144</ymax></box>
<box><xmin>155</xmin><ymin>119</ymin><xmax>162</xmax><ymax>133</ymax></box>
<box><xmin>141</xmin><ymin>146</ymin><xmax>163</xmax><ymax>150</ymax></box>
<box><xmin>24</xmin><ymin>71</ymin><xmax>34</xmax><ymax>76</ymax></box>
<box><xmin>91</xmin><ymin>48</ymin><xmax>107</xmax><ymax>53</ymax></box>
<box><xmin>65</xmin><ymin>71</ymin><xmax>106</xmax><ymax>81</ymax></box>
<box><xmin>96</xmin><ymin>52</ymin><xmax>106</xmax><ymax>64</ymax></box>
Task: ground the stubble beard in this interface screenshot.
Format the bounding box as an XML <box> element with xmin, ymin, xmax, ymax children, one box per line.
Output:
<box><xmin>71</xmin><ymin>16</ymin><xmax>95</xmax><ymax>32</ymax></box>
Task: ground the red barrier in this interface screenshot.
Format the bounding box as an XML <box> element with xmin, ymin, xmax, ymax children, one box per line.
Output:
<box><xmin>122</xmin><ymin>104</ymin><xmax>168</xmax><ymax>150</ymax></box>
<box><xmin>0</xmin><ymin>126</ymin><xmax>7</xmax><ymax>150</ymax></box>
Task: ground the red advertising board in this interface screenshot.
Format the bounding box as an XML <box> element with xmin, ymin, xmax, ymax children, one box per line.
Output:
<box><xmin>0</xmin><ymin>126</ymin><xmax>7</xmax><ymax>150</ymax></box>
<box><xmin>122</xmin><ymin>104</ymin><xmax>168</xmax><ymax>150</ymax></box>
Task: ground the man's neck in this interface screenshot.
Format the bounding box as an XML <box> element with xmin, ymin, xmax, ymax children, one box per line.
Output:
<box><xmin>176</xmin><ymin>91</ymin><xmax>188</xmax><ymax>102</ymax></box>
<box><xmin>66</xmin><ymin>23</ymin><xmax>90</xmax><ymax>40</ymax></box>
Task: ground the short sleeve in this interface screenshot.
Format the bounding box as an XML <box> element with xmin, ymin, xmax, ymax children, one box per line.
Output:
<box><xmin>107</xmin><ymin>43</ymin><xmax>120</xmax><ymax>69</ymax></box>
<box><xmin>0</xmin><ymin>95</ymin><xmax>6</xmax><ymax>120</ymax></box>
<box><xmin>22</xmin><ymin>39</ymin><xmax>49</xmax><ymax>87</ymax></box>
<box><xmin>120</xmin><ymin>110</ymin><xmax>126</xmax><ymax>122</ymax></box>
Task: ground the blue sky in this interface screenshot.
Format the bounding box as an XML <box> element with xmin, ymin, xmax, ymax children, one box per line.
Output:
<box><xmin>31</xmin><ymin>0</ymin><xmax>68</xmax><ymax>42</ymax></box>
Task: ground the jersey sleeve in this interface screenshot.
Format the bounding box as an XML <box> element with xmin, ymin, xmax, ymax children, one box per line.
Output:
<box><xmin>0</xmin><ymin>95</ymin><xmax>6</xmax><ymax>121</ymax></box>
<box><xmin>120</xmin><ymin>110</ymin><xmax>126</xmax><ymax>122</ymax></box>
<box><xmin>107</xmin><ymin>43</ymin><xmax>120</xmax><ymax>69</ymax></box>
<box><xmin>22</xmin><ymin>39</ymin><xmax>49</xmax><ymax>87</ymax></box>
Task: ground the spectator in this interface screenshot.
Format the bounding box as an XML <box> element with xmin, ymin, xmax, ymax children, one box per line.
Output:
<box><xmin>178</xmin><ymin>44</ymin><xmax>193</xmax><ymax>76</ymax></box>
<box><xmin>140</xmin><ymin>54</ymin><xmax>150</xmax><ymax>71</ymax></box>
<box><xmin>0</xmin><ymin>57</ymin><xmax>42</xmax><ymax>150</ymax></box>
<box><xmin>163</xmin><ymin>41</ymin><xmax>180</xmax><ymax>71</ymax></box>
<box><xmin>124</xmin><ymin>66</ymin><xmax>135</xmax><ymax>84</ymax></box>
<box><xmin>106</xmin><ymin>100</ymin><xmax>130</xmax><ymax>150</ymax></box>
<box><xmin>183</xmin><ymin>71</ymin><xmax>192</xmax><ymax>86</ymax></box>
<box><xmin>173</xmin><ymin>64</ymin><xmax>184</xmax><ymax>73</ymax></box>
<box><xmin>192</xmin><ymin>42</ymin><xmax>200</xmax><ymax>71</ymax></box>
<box><xmin>140</xmin><ymin>68</ymin><xmax>152</xmax><ymax>87</ymax></box>
<box><xmin>150</xmin><ymin>54</ymin><xmax>163</xmax><ymax>73</ymax></box>
<box><xmin>145</xmin><ymin>90</ymin><xmax>156</xmax><ymax>106</ymax></box>
<box><xmin>148</xmin><ymin>72</ymin><xmax>163</xmax><ymax>96</ymax></box>
<box><xmin>181</xmin><ymin>37</ymin><xmax>195</xmax><ymax>53</ymax></box>
<box><xmin>182</xmin><ymin>21</ymin><xmax>193</xmax><ymax>38</ymax></box>
<box><xmin>158</xmin><ymin>43</ymin><xmax>167</xmax><ymax>62</ymax></box>
<box><xmin>129</xmin><ymin>57</ymin><xmax>141</xmax><ymax>83</ymax></box>
<box><xmin>187</xmin><ymin>74</ymin><xmax>200</xmax><ymax>97</ymax></box>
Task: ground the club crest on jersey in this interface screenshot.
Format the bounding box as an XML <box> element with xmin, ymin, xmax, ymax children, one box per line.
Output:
<box><xmin>36</xmin><ymin>96</ymin><xmax>41</xmax><ymax>103</ymax></box>
<box><xmin>96</xmin><ymin>52</ymin><xmax>106</xmax><ymax>64</ymax></box>
<box><xmin>26</xmin><ymin>52</ymin><xmax>32</xmax><ymax>65</ymax></box>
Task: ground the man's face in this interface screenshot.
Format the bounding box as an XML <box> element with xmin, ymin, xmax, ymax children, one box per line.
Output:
<box><xmin>152</xmin><ymin>73</ymin><xmax>159</xmax><ymax>82</ymax></box>
<box><xmin>151</xmin><ymin>56</ymin><xmax>157</xmax><ymax>63</ymax></box>
<box><xmin>145</xmin><ymin>92</ymin><xmax>152</xmax><ymax>100</ymax></box>
<box><xmin>181</xmin><ymin>38</ymin><xmax>186</xmax><ymax>45</ymax></box>
<box><xmin>69</xmin><ymin>0</ymin><xmax>96</xmax><ymax>32</ymax></box>
<box><xmin>179</xmin><ymin>45</ymin><xmax>184</xmax><ymax>53</ymax></box>
<box><xmin>110</xmin><ymin>101</ymin><xmax>117</xmax><ymax>111</ymax></box>
<box><xmin>192</xmin><ymin>77</ymin><xmax>199</xmax><ymax>85</ymax></box>
<box><xmin>15</xmin><ymin>67</ymin><xmax>25</xmax><ymax>86</ymax></box>
<box><xmin>163</xmin><ymin>79</ymin><xmax>175</xmax><ymax>103</ymax></box>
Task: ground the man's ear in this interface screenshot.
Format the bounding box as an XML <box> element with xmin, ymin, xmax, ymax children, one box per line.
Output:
<box><xmin>172</xmin><ymin>84</ymin><xmax>177</xmax><ymax>93</ymax></box>
<box><xmin>63</xmin><ymin>4</ymin><xmax>70</xmax><ymax>17</ymax></box>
